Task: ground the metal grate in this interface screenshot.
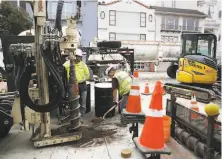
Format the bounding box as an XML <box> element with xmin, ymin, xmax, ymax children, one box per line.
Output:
<box><xmin>166</xmin><ymin>99</ymin><xmax>221</xmax><ymax>143</ymax></box>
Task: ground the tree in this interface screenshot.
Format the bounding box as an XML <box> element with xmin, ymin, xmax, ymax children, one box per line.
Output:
<box><xmin>0</xmin><ymin>1</ymin><xmax>33</xmax><ymax>37</ymax></box>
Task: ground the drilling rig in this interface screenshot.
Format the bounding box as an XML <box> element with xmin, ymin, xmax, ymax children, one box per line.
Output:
<box><xmin>0</xmin><ymin>0</ymin><xmax>84</xmax><ymax>147</ymax></box>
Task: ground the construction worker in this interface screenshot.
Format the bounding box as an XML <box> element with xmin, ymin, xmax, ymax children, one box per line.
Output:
<box><xmin>63</xmin><ymin>49</ymin><xmax>90</xmax><ymax>116</ymax></box>
<box><xmin>105</xmin><ymin>66</ymin><xmax>132</xmax><ymax>112</ymax></box>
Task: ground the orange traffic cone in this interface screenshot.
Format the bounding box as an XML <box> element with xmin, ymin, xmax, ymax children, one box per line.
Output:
<box><xmin>142</xmin><ymin>78</ymin><xmax>151</xmax><ymax>95</ymax></box>
<box><xmin>190</xmin><ymin>92</ymin><xmax>199</xmax><ymax>119</ymax></box>
<box><xmin>125</xmin><ymin>71</ymin><xmax>141</xmax><ymax>113</ymax></box>
<box><xmin>139</xmin><ymin>81</ymin><xmax>165</xmax><ymax>149</ymax></box>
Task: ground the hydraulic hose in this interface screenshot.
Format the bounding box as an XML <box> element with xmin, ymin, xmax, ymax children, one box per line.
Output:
<box><xmin>19</xmin><ymin>44</ymin><xmax>65</xmax><ymax>112</ymax></box>
<box><xmin>54</xmin><ymin>0</ymin><xmax>64</xmax><ymax>32</ymax></box>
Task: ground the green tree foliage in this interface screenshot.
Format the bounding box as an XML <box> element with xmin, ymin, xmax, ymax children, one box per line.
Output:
<box><xmin>0</xmin><ymin>1</ymin><xmax>33</xmax><ymax>37</ymax></box>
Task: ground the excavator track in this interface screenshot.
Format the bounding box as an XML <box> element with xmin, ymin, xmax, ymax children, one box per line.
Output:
<box><xmin>163</xmin><ymin>83</ymin><xmax>217</xmax><ymax>103</ymax></box>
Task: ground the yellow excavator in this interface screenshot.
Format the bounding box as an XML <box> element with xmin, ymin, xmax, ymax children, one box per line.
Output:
<box><xmin>164</xmin><ymin>33</ymin><xmax>221</xmax><ymax>103</ymax></box>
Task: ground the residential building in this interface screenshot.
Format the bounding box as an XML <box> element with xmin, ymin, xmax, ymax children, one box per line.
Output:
<box><xmin>98</xmin><ymin>0</ymin><xmax>156</xmax><ymax>41</ymax></box>
<box><xmin>47</xmin><ymin>0</ymin><xmax>77</xmax><ymax>27</ymax></box>
<box><xmin>97</xmin><ymin>0</ymin><xmax>207</xmax><ymax>71</ymax></box>
<box><xmin>153</xmin><ymin>6</ymin><xmax>206</xmax><ymax>43</ymax></box>
<box><xmin>156</xmin><ymin>0</ymin><xmax>198</xmax><ymax>10</ymax></box>
<box><xmin>197</xmin><ymin>0</ymin><xmax>221</xmax><ymax>61</ymax></box>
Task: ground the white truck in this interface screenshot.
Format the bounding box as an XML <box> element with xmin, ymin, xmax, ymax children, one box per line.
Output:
<box><xmin>88</xmin><ymin>37</ymin><xmax>180</xmax><ymax>78</ymax></box>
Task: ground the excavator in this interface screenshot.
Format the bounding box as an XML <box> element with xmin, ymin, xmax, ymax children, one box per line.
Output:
<box><xmin>164</xmin><ymin>33</ymin><xmax>221</xmax><ymax>103</ymax></box>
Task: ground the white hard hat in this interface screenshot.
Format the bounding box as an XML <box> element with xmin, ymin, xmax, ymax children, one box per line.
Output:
<box><xmin>75</xmin><ymin>49</ymin><xmax>82</xmax><ymax>56</ymax></box>
<box><xmin>105</xmin><ymin>66</ymin><xmax>115</xmax><ymax>76</ymax></box>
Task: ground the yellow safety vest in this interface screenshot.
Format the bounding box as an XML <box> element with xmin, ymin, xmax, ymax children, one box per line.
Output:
<box><xmin>114</xmin><ymin>71</ymin><xmax>132</xmax><ymax>96</ymax></box>
<box><xmin>63</xmin><ymin>60</ymin><xmax>90</xmax><ymax>83</ymax></box>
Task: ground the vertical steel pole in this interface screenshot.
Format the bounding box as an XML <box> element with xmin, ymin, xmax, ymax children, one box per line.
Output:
<box><xmin>34</xmin><ymin>0</ymin><xmax>51</xmax><ymax>138</ymax></box>
<box><xmin>204</xmin><ymin>116</ymin><xmax>215</xmax><ymax>159</ymax></box>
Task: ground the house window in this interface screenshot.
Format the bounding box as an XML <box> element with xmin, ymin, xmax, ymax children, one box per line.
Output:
<box><xmin>219</xmin><ymin>11</ymin><xmax>222</xmax><ymax>18</ymax></box>
<box><xmin>161</xmin><ymin>36</ymin><xmax>178</xmax><ymax>42</ymax></box>
<box><xmin>100</xmin><ymin>11</ymin><xmax>105</xmax><ymax>19</ymax></box>
<box><xmin>161</xmin><ymin>1</ymin><xmax>164</xmax><ymax>7</ymax></box>
<box><xmin>172</xmin><ymin>1</ymin><xmax>176</xmax><ymax>8</ymax></box>
<box><xmin>140</xmin><ymin>12</ymin><xmax>146</xmax><ymax>27</ymax></box>
<box><xmin>134</xmin><ymin>63</ymin><xmax>144</xmax><ymax>70</ymax></box>
<box><xmin>109</xmin><ymin>32</ymin><xmax>116</xmax><ymax>40</ymax></box>
<box><xmin>183</xmin><ymin>18</ymin><xmax>199</xmax><ymax>31</ymax></box>
<box><xmin>48</xmin><ymin>2</ymin><xmax>58</xmax><ymax>19</ymax></box>
<box><xmin>161</xmin><ymin>16</ymin><xmax>179</xmax><ymax>30</ymax></box>
<box><xmin>210</xmin><ymin>5</ymin><xmax>214</xmax><ymax>18</ymax></box>
<box><xmin>140</xmin><ymin>34</ymin><xmax>146</xmax><ymax>41</ymax></box>
<box><xmin>62</xmin><ymin>2</ymin><xmax>73</xmax><ymax>19</ymax></box>
<box><xmin>109</xmin><ymin>10</ymin><xmax>116</xmax><ymax>26</ymax></box>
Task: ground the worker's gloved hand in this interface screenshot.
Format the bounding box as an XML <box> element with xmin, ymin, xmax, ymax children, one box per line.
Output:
<box><xmin>113</xmin><ymin>100</ymin><xmax>121</xmax><ymax>106</ymax></box>
<box><xmin>113</xmin><ymin>101</ymin><xmax>118</xmax><ymax>106</ymax></box>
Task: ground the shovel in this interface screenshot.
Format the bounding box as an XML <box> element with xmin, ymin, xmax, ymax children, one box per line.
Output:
<box><xmin>91</xmin><ymin>100</ymin><xmax>121</xmax><ymax>123</ymax></box>
<box><xmin>102</xmin><ymin>100</ymin><xmax>121</xmax><ymax>119</ymax></box>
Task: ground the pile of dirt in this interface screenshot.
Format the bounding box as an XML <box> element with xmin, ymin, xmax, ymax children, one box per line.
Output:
<box><xmin>90</xmin><ymin>117</ymin><xmax>104</xmax><ymax>123</ymax></box>
<box><xmin>71</xmin><ymin>126</ymin><xmax>117</xmax><ymax>147</ymax></box>
<box><xmin>51</xmin><ymin>124</ymin><xmax>118</xmax><ymax>148</ymax></box>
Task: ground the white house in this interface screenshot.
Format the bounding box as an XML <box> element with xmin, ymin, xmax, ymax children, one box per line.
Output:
<box><xmin>197</xmin><ymin>0</ymin><xmax>221</xmax><ymax>61</ymax></box>
<box><xmin>97</xmin><ymin>0</ymin><xmax>207</xmax><ymax>71</ymax></box>
<box><xmin>98</xmin><ymin>0</ymin><xmax>156</xmax><ymax>41</ymax></box>
<box><xmin>153</xmin><ymin>6</ymin><xmax>206</xmax><ymax>43</ymax></box>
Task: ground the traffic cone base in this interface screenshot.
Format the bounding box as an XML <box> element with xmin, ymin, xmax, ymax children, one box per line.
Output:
<box><xmin>133</xmin><ymin>137</ymin><xmax>171</xmax><ymax>154</ymax></box>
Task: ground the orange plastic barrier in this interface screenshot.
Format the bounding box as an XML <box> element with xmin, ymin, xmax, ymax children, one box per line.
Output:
<box><xmin>163</xmin><ymin>115</ymin><xmax>171</xmax><ymax>143</ymax></box>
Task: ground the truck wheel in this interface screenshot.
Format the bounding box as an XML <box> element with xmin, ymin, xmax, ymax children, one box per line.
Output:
<box><xmin>97</xmin><ymin>41</ymin><xmax>121</xmax><ymax>48</ymax></box>
<box><xmin>167</xmin><ymin>65</ymin><xmax>178</xmax><ymax>79</ymax></box>
<box><xmin>97</xmin><ymin>66</ymin><xmax>109</xmax><ymax>78</ymax></box>
<box><xmin>0</xmin><ymin>110</ymin><xmax>13</xmax><ymax>138</ymax></box>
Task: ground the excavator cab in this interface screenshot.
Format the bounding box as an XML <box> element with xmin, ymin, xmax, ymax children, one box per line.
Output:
<box><xmin>176</xmin><ymin>33</ymin><xmax>218</xmax><ymax>85</ymax></box>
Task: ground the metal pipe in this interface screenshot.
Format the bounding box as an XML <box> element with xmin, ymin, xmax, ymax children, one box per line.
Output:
<box><xmin>204</xmin><ymin>116</ymin><xmax>216</xmax><ymax>159</ymax></box>
<box><xmin>175</xmin><ymin>126</ymin><xmax>221</xmax><ymax>159</ymax></box>
<box><xmin>170</xmin><ymin>92</ymin><xmax>177</xmax><ymax>138</ymax></box>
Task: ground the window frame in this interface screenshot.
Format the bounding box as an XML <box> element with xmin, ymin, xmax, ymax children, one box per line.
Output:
<box><xmin>109</xmin><ymin>10</ymin><xmax>116</xmax><ymax>26</ymax></box>
<box><xmin>210</xmin><ymin>5</ymin><xmax>214</xmax><ymax>18</ymax></box>
<box><xmin>62</xmin><ymin>2</ymin><xmax>73</xmax><ymax>19</ymax></box>
<box><xmin>161</xmin><ymin>15</ymin><xmax>179</xmax><ymax>30</ymax></box>
<box><xmin>183</xmin><ymin>17</ymin><xmax>199</xmax><ymax>31</ymax></box>
<box><xmin>140</xmin><ymin>12</ymin><xmax>146</xmax><ymax>27</ymax></box>
<box><xmin>100</xmin><ymin>11</ymin><xmax>105</xmax><ymax>19</ymax></box>
<box><xmin>172</xmin><ymin>0</ymin><xmax>176</xmax><ymax>8</ymax></box>
<box><xmin>109</xmin><ymin>32</ymin><xmax>116</xmax><ymax>40</ymax></box>
<box><xmin>219</xmin><ymin>10</ymin><xmax>222</xmax><ymax>19</ymax></box>
<box><xmin>161</xmin><ymin>35</ymin><xmax>178</xmax><ymax>42</ymax></box>
<box><xmin>140</xmin><ymin>34</ymin><xmax>146</xmax><ymax>41</ymax></box>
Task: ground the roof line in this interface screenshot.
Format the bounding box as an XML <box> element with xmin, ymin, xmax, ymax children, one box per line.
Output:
<box><xmin>132</xmin><ymin>0</ymin><xmax>150</xmax><ymax>9</ymax></box>
<box><xmin>98</xmin><ymin>0</ymin><xmax>122</xmax><ymax>6</ymax></box>
<box><xmin>155</xmin><ymin>11</ymin><xmax>207</xmax><ymax>17</ymax></box>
